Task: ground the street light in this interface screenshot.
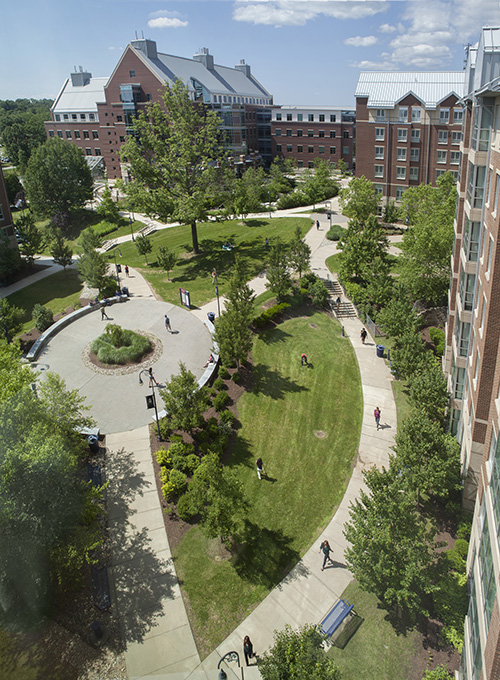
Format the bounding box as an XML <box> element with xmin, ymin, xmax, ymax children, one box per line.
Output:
<box><xmin>212</xmin><ymin>268</ymin><xmax>221</xmax><ymax>317</ymax></box>
<box><xmin>129</xmin><ymin>214</ymin><xmax>135</xmax><ymax>241</ymax></box>
<box><xmin>112</xmin><ymin>250</ymin><xmax>122</xmax><ymax>288</ymax></box>
<box><xmin>217</xmin><ymin>651</ymin><xmax>241</xmax><ymax>680</ymax></box>
<box><xmin>139</xmin><ymin>369</ymin><xmax>161</xmax><ymax>440</ymax></box>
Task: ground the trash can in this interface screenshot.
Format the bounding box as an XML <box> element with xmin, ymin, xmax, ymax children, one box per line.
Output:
<box><xmin>88</xmin><ymin>435</ymin><xmax>99</xmax><ymax>454</ymax></box>
<box><xmin>121</xmin><ymin>286</ymin><xmax>129</xmax><ymax>297</ymax></box>
<box><xmin>207</xmin><ymin>312</ymin><xmax>215</xmax><ymax>323</ymax></box>
<box><xmin>376</xmin><ymin>344</ymin><xmax>385</xmax><ymax>358</ymax></box>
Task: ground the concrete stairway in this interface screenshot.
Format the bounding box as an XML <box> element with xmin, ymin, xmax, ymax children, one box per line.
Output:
<box><xmin>322</xmin><ymin>278</ymin><xmax>357</xmax><ymax>318</ymax></box>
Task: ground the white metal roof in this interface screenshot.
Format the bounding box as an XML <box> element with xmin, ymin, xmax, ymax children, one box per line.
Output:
<box><xmin>52</xmin><ymin>77</ymin><xmax>108</xmax><ymax>112</ymax></box>
<box><xmin>277</xmin><ymin>105</ymin><xmax>355</xmax><ymax>111</ymax></box>
<box><xmin>355</xmin><ymin>71</ymin><xmax>466</xmax><ymax>109</ymax></box>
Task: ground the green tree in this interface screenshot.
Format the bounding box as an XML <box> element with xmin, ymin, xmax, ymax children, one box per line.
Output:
<box><xmin>50</xmin><ymin>231</ymin><xmax>73</xmax><ymax>272</ymax></box>
<box><xmin>289</xmin><ymin>226</ymin><xmax>311</xmax><ymax>280</ymax></box>
<box><xmin>3</xmin><ymin>171</ymin><xmax>22</xmax><ymax>205</ymax></box>
<box><xmin>79</xmin><ymin>226</ymin><xmax>102</xmax><ymax>253</ymax></box>
<box><xmin>338</xmin><ymin>214</ymin><xmax>390</xmax><ymax>285</ymax></box>
<box><xmin>266</xmin><ymin>239</ymin><xmax>291</xmax><ymax>302</ymax></box>
<box><xmin>76</xmin><ymin>249</ymin><xmax>108</xmax><ymax>293</ymax></box>
<box><xmin>96</xmin><ymin>185</ymin><xmax>120</xmax><ymax>223</ymax></box>
<box><xmin>259</xmin><ymin>624</ymin><xmax>342</xmax><ymax>680</ymax></box>
<box><xmin>336</xmin><ymin>158</ymin><xmax>348</xmax><ymax>176</ymax></box>
<box><xmin>0</xmin><ymin>99</ymin><xmax>51</xmax><ymax>170</ymax></box>
<box><xmin>14</xmin><ymin>212</ymin><xmax>44</xmax><ymax>268</ymax></box>
<box><xmin>376</xmin><ymin>284</ymin><xmax>420</xmax><ymax>338</ymax></box>
<box><xmin>38</xmin><ymin>371</ymin><xmax>95</xmax><ymax>440</ymax></box>
<box><xmin>339</xmin><ymin>176</ymin><xmax>380</xmax><ymax>224</ymax></box>
<box><xmin>393</xmin><ymin>411</ymin><xmax>461</xmax><ymax>501</ymax></box>
<box><xmin>409</xmin><ymin>359</ymin><xmax>449</xmax><ymax>424</ymax></box>
<box><xmin>24</xmin><ymin>137</ymin><xmax>93</xmax><ymax>228</ymax></box>
<box><xmin>391</xmin><ymin>327</ymin><xmax>427</xmax><ymax>380</ymax></box>
<box><xmin>213</xmin><ymin>256</ymin><xmax>255</xmax><ymax>368</ymax></box>
<box><xmin>302</xmin><ymin>160</ymin><xmax>339</xmax><ymax>207</ymax></box>
<box><xmin>157</xmin><ymin>245</ymin><xmax>177</xmax><ymax>280</ymax></box>
<box><xmin>267</xmin><ymin>158</ymin><xmax>295</xmax><ymax>200</ymax></box>
<box><xmin>0</xmin><ymin>298</ymin><xmax>24</xmax><ymax>342</ymax></box>
<box><xmin>160</xmin><ymin>362</ymin><xmax>208</xmax><ymax>433</ymax></box>
<box><xmin>344</xmin><ymin>464</ymin><xmax>438</xmax><ymax>621</ymax></box>
<box><xmin>135</xmin><ymin>233</ymin><xmax>153</xmax><ymax>265</ymax></box>
<box><xmin>0</xmin><ymin>340</ymin><xmax>36</xmax><ymax>402</ymax></box>
<box><xmin>0</xmin><ymin>233</ymin><xmax>21</xmax><ymax>284</ymax></box>
<box><xmin>121</xmin><ymin>79</ymin><xmax>225</xmax><ymax>254</ymax></box>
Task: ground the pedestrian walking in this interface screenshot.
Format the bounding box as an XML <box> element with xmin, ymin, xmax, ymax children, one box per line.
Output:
<box><xmin>316</xmin><ymin>219</ymin><xmax>320</xmax><ymax>230</ymax></box>
<box><xmin>149</xmin><ymin>367</ymin><xmax>159</xmax><ymax>388</ymax></box>
<box><xmin>256</xmin><ymin>457</ymin><xmax>265</xmax><ymax>480</ymax></box>
<box><xmin>336</xmin><ymin>296</ymin><xmax>341</xmax><ymax>313</ymax></box>
<box><xmin>374</xmin><ymin>406</ymin><xmax>381</xmax><ymax>430</ymax></box>
<box><xmin>211</xmin><ymin>267</ymin><xmax>217</xmax><ymax>284</ymax></box>
<box><xmin>101</xmin><ymin>306</ymin><xmax>109</xmax><ymax>320</ymax></box>
<box><xmin>125</xmin><ymin>265</ymin><xmax>129</xmax><ymax>276</ymax></box>
<box><xmin>360</xmin><ymin>328</ymin><xmax>367</xmax><ymax>344</ymax></box>
<box><xmin>301</xmin><ymin>352</ymin><xmax>308</xmax><ymax>366</ymax></box>
<box><xmin>319</xmin><ymin>540</ymin><xmax>334</xmax><ymax>571</ymax></box>
<box><xmin>243</xmin><ymin>636</ymin><xmax>255</xmax><ymax>666</ymax></box>
<box><xmin>164</xmin><ymin>314</ymin><xmax>172</xmax><ymax>332</ymax></box>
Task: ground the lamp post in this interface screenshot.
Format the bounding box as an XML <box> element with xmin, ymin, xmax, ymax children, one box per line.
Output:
<box><xmin>139</xmin><ymin>369</ymin><xmax>161</xmax><ymax>440</ymax></box>
<box><xmin>213</xmin><ymin>268</ymin><xmax>221</xmax><ymax>317</ymax></box>
<box><xmin>328</xmin><ymin>201</ymin><xmax>333</xmax><ymax>227</ymax></box>
<box><xmin>217</xmin><ymin>651</ymin><xmax>241</xmax><ymax>680</ymax></box>
<box><xmin>268</xmin><ymin>187</ymin><xmax>272</xmax><ymax>218</ymax></box>
<box><xmin>129</xmin><ymin>214</ymin><xmax>135</xmax><ymax>241</ymax></box>
<box><xmin>112</xmin><ymin>250</ymin><xmax>122</xmax><ymax>288</ymax></box>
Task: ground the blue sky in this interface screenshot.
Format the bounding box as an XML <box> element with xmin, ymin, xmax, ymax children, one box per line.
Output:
<box><xmin>1</xmin><ymin>0</ymin><xmax>500</xmax><ymax>105</ymax></box>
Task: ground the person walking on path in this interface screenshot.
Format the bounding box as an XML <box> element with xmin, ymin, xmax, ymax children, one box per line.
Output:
<box><xmin>256</xmin><ymin>457</ymin><xmax>265</xmax><ymax>480</ymax></box>
<box><xmin>319</xmin><ymin>540</ymin><xmax>334</xmax><ymax>571</ymax></box>
<box><xmin>148</xmin><ymin>367</ymin><xmax>159</xmax><ymax>388</ymax></box>
<box><xmin>360</xmin><ymin>328</ymin><xmax>367</xmax><ymax>344</ymax></box>
<box><xmin>374</xmin><ymin>406</ymin><xmax>381</xmax><ymax>430</ymax></box>
<box><xmin>301</xmin><ymin>352</ymin><xmax>308</xmax><ymax>366</ymax></box>
<box><xmin>101</xmin><ymin>305</ymin><xmax>109</xmax><ymax>321</ymax></box>
<box><xmin>243</xmin><ymin>635</ymin><xmax>255</xmax><ymax>666</ymax></box>
<box><xmin>316</xmin><ymin>219</ymin><xmax>320</xmax><ymax>230</ymax></box>
<box><xmin>164</xmin><ymin>314</ymin><xmax>172</xmax><ymax>333</ymax></box>
<box><xmin>125</xmin><ymin>265</ymin><xmax>129</xmax><ymax>276</ymax></box>
<box><xmin>336</xmin><ymin>296</ymin><xmax>341</xmax><ymax>314</ymax></box>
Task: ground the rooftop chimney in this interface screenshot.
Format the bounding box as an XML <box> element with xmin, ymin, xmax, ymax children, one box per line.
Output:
<box><xmin>70</xmin><ymin>66</ymin><xmax>92</xmax><ymax>87</ymax></box>
<box><xmin>131</xmin><ymin>38</ymin><xmax>158</xmax><ymax>60</ymax></box>
<box><xmin>193</xmin><ymin>47</ymin><xmax>214</xmax><ymax>70</ymax></box>
<box><xmin>235</xmin><ymin>59</ymin><xmax>251</xmax><ymax>78</ymax></box>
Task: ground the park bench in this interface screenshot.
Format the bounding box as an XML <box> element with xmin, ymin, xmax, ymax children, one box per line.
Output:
<box><xmin>87</xmin><ymin>462</ymin><xmax>102</xmax><ymax>488</ymax></box>
<box><xmin>319</xmin><ymin>599</ymin><xmax>355</xmax><ymax>639</ymax></box>
<box><xmin>91</xmin><ymin>565</ymin><xmax>111</xmax><ymax>611</ymax></box>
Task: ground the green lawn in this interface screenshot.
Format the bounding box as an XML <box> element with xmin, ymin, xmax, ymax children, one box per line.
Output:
<box><xmin>0</xmin><ymin>629</ymin><xmax>77</xmax><ymax>680</ymax></box>
<box><xmin>108</xmin><ymin>216</ymin><xmax>311</xmax><ymax>307</ymax></box>
<box><xmin>326</xmin><ymin>253</ymin><xmax>342</xmax><ymax>274</ymax></box>
<box><xmin>327</xmin><ymin>581</ymin><xmax>419</xmax><ymax>680</ymax></box>
<box><xmin>391</xmin><ymin>378</ymin><xmax>412</xmax><ymax>431</ymax></box>
<box><xmin>7</xmin><ymin>269</ymin><xmax>83</xmax><ymax>335</ymax></box>
<box><xmin>174</xmin><ymin>310</ymin><xmax>362</xmax><ymax>656</ymax></box>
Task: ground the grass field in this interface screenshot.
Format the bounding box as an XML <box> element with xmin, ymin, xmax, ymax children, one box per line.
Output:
<box><xmin>327</xmin><ymin>581</ymin><xmax>419</xmax><ymax>680</ymax></box>
<box><xmin>7</xmin><ymin>269</ymin><xmax>83</xmax><ymax>335</ymax></box>
<box><xmin>106</xmin><ymin>216</ymin><xmax>312</xmax><ymax>307</ymax></box>
<box><xmin>173</xmin><ymin>310</ymin><xmax>362</xmax><ymax>656</ymax></box>
<box><xmin>0</xmin><ymin>629</ymin><xmax>77</xmax><ymax>680</ymax></box>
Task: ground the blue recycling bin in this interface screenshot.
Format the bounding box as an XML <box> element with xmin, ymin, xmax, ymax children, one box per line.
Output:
<box><xmin>207</xmin><ymin>312</ymin><xmax>215</xmax><ymax>323</ymax></box>
<box><xmin>88</xmin><ymin>435</ymin><xmax>99</xmax><ymax>454</ymax></box>
<box><xmin>376</xmin><ymin>344</ymin><xmax>385</xmax><ymax>358</ymax></box>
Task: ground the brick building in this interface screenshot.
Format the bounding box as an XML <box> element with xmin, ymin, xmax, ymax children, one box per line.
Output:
<box><xmin>443</xmin><ymin>28</ymin><xmax>500</xmax><ymax>680</ymax></box>
<box><xmin>0</xmin><ymin>166</ymin><xmax>17</xmax><ymax>249</ymax></box>
<box><xmin>354</xmin><ymin>72</ymin><xmax>466</xmax><ymax>206</ymax></box>
<box><xmin>270</xmin><ymin>106</ymin><xmax>355</xmax><ymax>170</ymax></box>
<box><xmin>45</xmin><ymin>40</ymin><xmax>273</xmax><ymax>179</ymax></box>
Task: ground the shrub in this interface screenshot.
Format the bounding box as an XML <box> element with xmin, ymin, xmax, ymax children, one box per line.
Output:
<box><xmin>220</xmin><ymin>409</ymin><xmax>236</xmax><ymax>425</ymax></box>
<box><xmin>170</xmin><ymin>434</ymin><xmax>183</xmax><ymax>444</ymax></box>
<box><xmin>231</xmin><ymin>371</ymin><xmax>241</xmax><ymax>383</ymax></box>
<box><xmin>160</xmin><ymin>467</ymin><xmax>169</xmax><ymax>485</ymax></box>
<box><xmin>169</xmin><ymin>441</ymin><xmax>194</xmax><ymax>458</ymax></box>
<box><xmin>176</xmin><ymin>492</ymin><xmax>198</xmax><ymax>521</ymax></box>
<box><xmin>94</xmin><ymin>220</ymin><xmax>118</xmax><ymax>237</ymax></box>
<box><xmin>91</xmin><ymin>326</ymin><xmax>151</xmax><ymax>365</ymax></box>
<box><xmin>32</xmin><ymin>304</ymin><xmax>54</xmax><ymax>332</ymax></box>
<box><xmin>207</xmin><ymin>417</ymin><xmax>218</xmax><ymax>428</ymax></box>
<box><xmin>276</xmin><ymin>191</ymin><xmax>308</xmax><ymax>210</ymax></box>
<box><xmin>429</xmin><ymin>327</ymin><xmax>445</xmax><ymax>356</ymax></box>
<box><xmin>213</xmin><ymin>377</ymin><xmax>226</xmax><ymax>391</ymax></box>
<box><xmin>167</xmin><ymin>468</ymin><xmax>187</xmax><ymax>497</ymax></box>
<box><xmin>218</xmin><ymin>366</ymin><xmax>229</xmax><ymax>379</ymax></box>
<box><xmin>421</xmin><ymin>665</ymin><xmax>453</xmax><ymax>680</ymax></box>
<box><xmin>172</xmin><ymin>450</ymin><xmax>199</xmax><ymax>475</ymax></box>
<box><xmin>213</xmin><ymin>391</ymin><xmax>229</xmax><ymax>412</ymax></box>
<box><xmin>159</xmin><ymin>420</ymin><xmax>171</xmax><ymax>440</ymax></box>
<box><xmin>309</xmin><ymin>280</ymin><xmax>328</xmax><ymax>307</ymax></box>
<box><xmin>254</xmin><ymin>302</ymin><xmax>291</xmax><ymax>328</ymax></box>
<box><xmin>326</xmin><ymin>225</ymin><xmax>344</xmax><ymax>241</ymax></box>
<box><xmin>156</xmin><ymin>447</ymin><xmax>172</xmax><ymax>467</ymax></box>
<box><xmin>208</xmin><ymin>423</ymin><xmax>219</xmax><ymax>439</ymax></box>
<box><xmin>197</xmin><ymin>430</ymin><xmax>210</xmax><ymax>443</ymax></box>
<box><xmin>161</xmin><ymin>480</ymin><xmax>175</xmax><ymax>501</ymax></box>
<box><xmin>218</xmin><ymin>419</ymin><xmax>233</xmax><ymax>438</ymax></box>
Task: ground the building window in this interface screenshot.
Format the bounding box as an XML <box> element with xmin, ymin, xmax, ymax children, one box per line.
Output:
<box><xmin>71</xmin><ymin>114</ymin><xmax>77</xmax><ymax>121</ymax></box>
<box><xmin>308</xmin><ymin>161</ymin><xmax>314</xmax><ymax>168</ymax></box>
<box><xmin>437</xmin><ymin>150</ymin><xmax>447</xmax><ymax>164</ymax></box>
<box><xmin>454</xmin><ymin>320</ymin><xmax>471</xmax><ymax>357</ymax></box>
<box><xmin>375</xmin><ymin>127</ymin><xmax>385</xmax><ymax>141</ymax></box>
<box><xmin>319</xmin><ymin>130</ymin><xmax>324</xmax><ymax>138</ymax></box>
<box><xmin>411</xmin><ymin>107</ymin><xmax>421</xmax><ymax>122</ymax></box>
<box><xmin>308</xmin><ymin>130</ymin><xmax>314</xmax><ymax>137</ymax></box>
<box><xmin>375</xmin><ymin>147</ymin><xmax>384</xmax><ymax>159</ymax></box>
<box><xmin>410</xmin><ymin>148</ymin><xmax>420</xmax><ymax>161</ymax></box>
<box><xmin>286</xmin><ymin>113</ymin><xmax>292</xmax><ymax>121</ymax></box>
<box><xmin>463</xmin><ymin>218</ymin><xmax>481</xmax><ymax>261</ymax></box>
<box><xmin>376</xmin><ymin>109</ymin><xmax>386</xmax><ymax>121</ymax></box>
<box><xmin>319</xmin><ymin>146</ymin><xmax>325</xmax><ymax>154</ymax></box>
<box><xmin>374</xmin><ymin>165</ymin><xmax>383</xmax><ymax>178</ymax></box>
<box><xmin>286</xmin><ymin>129</ymin><xmax>292</xmax><ymax>136</ymax></box>
<box><xmin>436</xmin><ymin>169</ymin><xmax>446</xmax><ymax>179</ymax></box>
<box><xmin>80</xmin><ymin>113</ymin><xmax>85</xmax><ymax>120</ymax></box>
<box><xmin>397</xmin><ymin>129</ymin><xmax>407</xmax><ymax>142</ymax></box>
<box><xmin>487</xmin><ymin>234</ymin><xmax>494</xmax><ymax>274</ymax></box>
<box><xmin>74</xmin><ymin>130</ymin><xmax>81</xmax><ymax>139</ymax></box>
<box><xmin>450</xmin><ymin>151</ymin><xmax>460</xmax><ymax>164</ymax></box>
<box><xmin>330</xmin><ymin>147</ymin><xmax>336</xmax><ymax>154</ymax></box>
<box><xmin>452</xmin><ymin>131</ymin><xmax>462</xmax><ymax>144</ymax></box>
<box><xmin>397</xmin><ymin>148</ymin><xmax>407</xmax><ymax>161</ymax></box>
<box><xmin>398</xmin><ymin>106</ymin><xmax>408</xmax><ymax>122</ymax></box>
<box><xmin>276</xmin><ymin>113</ymin><xmax>282</xmax><ymax>121</ymax></box>
<box><xmin>439</xmin><ymin>108</ymin><xmax>449</xmax><ymax>123</ymax></box>
<box><xmin>95</xmin><ymin>148</ymin><xmax>101</xmax><ymax>155</ymax></box>
<box><xmin>63</xmin><ymin>114</ymin><xmax>69</xmax><ymax>120</ymax></box>
<box><xmin>453</xmin><ymin>365</ymin><xmax>465</xmax><ymax>399</ymax></box>
<box><xmin>343</xmin><ymin>131</ymin><xmax>349</xmax><ymax>139</ymax></box>
<box><xmin>453</xmin><ymin>108</ymin><xmax>464</xmax><ymax>123</ymax></box>
<box><xmin>297</xmin><ymin>160</ymin><xmax>303</xmax><ymax>168</ymax></box>
<box><xmin>396</xmin><ymin>166</ymin><xmax>406</xmax><ymax>180</ymax></box>
<box><xmin>329</xmin><ymin>130</ymin><xmax>336</xmax><ymax>138</ymax></box>
<box><xmin>297</xmin><ymin>129</ymin><xmax>303</xmax><ymax>137</ymax></box>
<box><xmin>459</xmin><ymin>271</ymin><xmax>476</xmax><ymax>311</ymax></box>
<box><xmin>490</xmin><ymin>431</ymin><xmax>500</xmax><ymax>532</ymax></box>
<box><xmin>116</xmin><ymin>115</ymin><xmax>122</xmax><ymax>122</ymax></box>
<box><xmin>119</xmin><ymin>136</ymin><xmax>125</xmax><ymax>142</ymax></box>
<box><xmin>83</xmin><ymin>131</ymin><xmax>89</xmax><ymax>139</ymax></box>
<box><xmin>276</xmin><ymin>144</ymin><xmax>282</xmax><ymax>152</ymax></box>
<box><xmin>286</xmin><ymin>145</ymin><xmax>292</xmax><ymax>152</ymax></box>
<box><xmin>467</xmin><ymin>163</ymin><xmax>486</xmax><ymax>209</ymax></box>
<box><xmin>49</xmin><ymin>130</ymin><xmax>54</xmax><ymax>137</ymax></box>
<box><xmin>452</xmin><ymin>171</ymin><xmax>459</xmax><ymax>181</ymax></box>
<box><xmin>92</xmin><ymin>131</ymin><xmax>99</xmax><ymax>139</ymax></box>
<box><xmin>65</xmin><ymin>130</ymin><xmax>71</xmax><ymax>138</ymax></box>
<box><xmin>343</xmin><ymin>146</ymin><xmax>349</xmax><ymax>155</ymax></box>
<box><xmin>129</xmin><ymin>70</ymin><xmax>136</xmax><ymax>77</ymax></box>
<box><xmin>478</xmin><ymin>507</ymin><xmax>496</xmax><ymax>628</ymax></box>
<box><xmin>308</xmin><ymin>146</ymin><xmax>314</xmax><ymax>153</ymax></box>
<box><xmin>396</xmin><ymin>187</ymin><xmax>404</xmax><ymax>200</ymax></box>
<box><xmin>297</xmin><ymin>114</ymin><xmax>303</xmax><ymax>121</ymax></box>
<box><xmin>411</xmin><ymin>129</ymin><xmax>421</xmax><ymax>142</ymax></box>
<box><xmin>275</xmin><ymin>129</ymin><xmax>281</xmax><ymax>136</ymax></box>
<box><xmin>438</xmin><ymin>130</ymin><xmax>449</xmax><ymax>144</ymax></box>
<box><xmin>494</xmin><ymin>174</ymin><xmax>500</xmax><ymax>213</ymax></box>
<box><xmin>297</xmin><ymin>145</ymin><xmax>303</xmax><ymax>153</ymax></box>
<box><xmin>85</xmin><ymin>148</ymin><xmax>92</xmax><ymax>155</ymax></box>
<box><xmin>55</xmin><ymin>114</ymin><xmax>60</xmax><ymax>121</ymax></box>
<box><xmin>330</xmin><ymin>114</ymin><xmax>336</xmax><ymax>122</ymax></box>
<box><xmin>308</xmin><ymin>114</ymin><xmax>314</xmax><ymax>122</ymax></box>
<box><xmin>409</xmin><ymin>167</ymin><xmax>418</xmax><ymax>181</ymax></box>
<box><xmin>57</xmin><ymin>130</ymin><xmax>63</xmax><ymax>138</ymax></box>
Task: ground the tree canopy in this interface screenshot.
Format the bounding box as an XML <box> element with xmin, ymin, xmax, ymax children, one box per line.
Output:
<box><xmin>160</xmin><ymin>362</ymin><xmax>208</xmax><ymax>433</ymax></box>
<box><xmin>339</xmin><ymin>176</ymin><xmax>380</xmax><ymax>224</ymax></box>
<box><xmin>0</xmin><ymin>98</ymin><xmax>52</xmax><ymax>170</ymax></box>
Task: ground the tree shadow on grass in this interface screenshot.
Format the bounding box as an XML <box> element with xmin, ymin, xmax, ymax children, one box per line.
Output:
<box><xmin>258</xmin><ymin>327</ymin><xmax>292</xmax><ymax>346</ymax></box>
<box><xmin>251</xmin><ymin>364</ymin><xmax>308</xmax><ymax>399</ymax></box>
<box><xmin>233</xmin><ymin>521</ymin><xmax>300</xmax><ymax>589</ymax></box>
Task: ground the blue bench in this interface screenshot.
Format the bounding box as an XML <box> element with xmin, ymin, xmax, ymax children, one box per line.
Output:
<box><xmin>319</xmin><ymin>599</ymin><xmax>355</xmax><ymax>638</ymax></box>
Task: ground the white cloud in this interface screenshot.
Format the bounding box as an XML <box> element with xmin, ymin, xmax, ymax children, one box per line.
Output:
<box><xmin>349</xmin><ymin>59</ymin><xmax>395</xmax><ymax>70</ymax></box>
<box><xmin>148</xmin><ymin>17</ymin><xmax>188</xmax><ymax>29</ymax></box>
<box><xmin>108</xmin><ymin>46</ymin><xmax>123</xmax><ymax>51</ymax></box>
<box><xmin>345</xmin><ymin>35</ymin><xmax>378</xmax><ymax>47</ymax></box>
<box><xmin>379</xmin><ymin>23</ymin><xmax>403</xmax><ymax>34</ymax></box>
<box><xmin>233</xmin><ymin>1</ymin><xmax>389</xmax><ymax>27</ymax></box>
<box><xmin>149</xmin><ymin>9</ymin><xmax>182</xmax><ymax>19</ymax></box>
